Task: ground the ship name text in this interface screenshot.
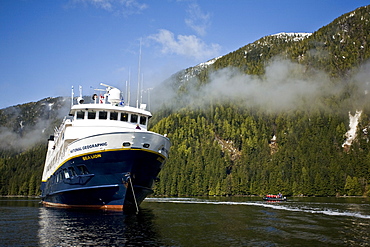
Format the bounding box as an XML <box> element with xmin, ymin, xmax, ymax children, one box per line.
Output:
<box><xmin>82</xmin><ymin>153</ymin><xmax>102</xmax><ymax>161</ymax></box>
<box><xmin>70</xmin><ymin>142</ymin><xmax>108</xmax><ymax>154</ymax></box>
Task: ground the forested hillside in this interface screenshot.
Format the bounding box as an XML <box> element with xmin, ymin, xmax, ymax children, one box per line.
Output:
<box><xmin>151</xmin><ymin>5</ymin><xmax>370</xmax><ymax>197</ymax></box>
<box><xmin>1</xmin><ymin>5</ymin><xmax>370</xmax><ymax>197</ymax></box>
<box><xmin>0</xmin><ymin>97</ymin><xmax>68</xmax><ymax>195</ymax></box>
<box><xmin>151</xmin><ymin>106</ymin><xmax>370</xmax><ymax>197</ymax></box>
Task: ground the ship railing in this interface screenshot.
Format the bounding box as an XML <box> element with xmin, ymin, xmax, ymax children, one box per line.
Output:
<box><xmin>54</xmin><ymin>116</ymin><xmax>73</xmax><ymax>136</ymax></box>
<box><xmin>52</xmin><ymin>116</ymin><xmax>73</xmax><ymax>154</ymax></box>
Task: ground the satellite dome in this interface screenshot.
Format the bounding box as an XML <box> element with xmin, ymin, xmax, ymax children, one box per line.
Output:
<box><xmin>108</xmin><ymin>88</ymin><xmax>121</xmax><ymax>104</ymax></box>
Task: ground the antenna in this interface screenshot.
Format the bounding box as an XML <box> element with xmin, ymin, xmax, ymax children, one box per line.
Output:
<box><xmin>140</xmin><ymin>73</ymin><xmax>144</xmax><ymax>106</ymax></box>
<box><xmin>128</xmin><ymin>68</ymin><xmax>131</xmax><ymax>106</ymax></box>
<box><xmin>125</xmin><ymin>80</ymin><xmax>128</xmax><ymax>106</ymax></box>
<box><xmin>71</xmin><ymin>86</ymin><xmax>74</xmax><ymax>107</ymax></box>
<box><xmin>136</xmin><ymin>38</ymin><xmax>142</xmax><ymax>108</ymax></box>
<box><xmin>100</xmin><ymin>82</ymin><xmax>115</xmax><ymax>89</ymax></box>
<box><xmin>77</xmin><ymin>85</ymin><xmax>84</xmax><ymax>104</ymax></box>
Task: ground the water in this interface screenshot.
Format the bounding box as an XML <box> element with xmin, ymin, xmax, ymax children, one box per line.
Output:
<box><xmin>1</xmin><ymin>197</ymin><xmax>369</xmax><ymax>246</ymax></box>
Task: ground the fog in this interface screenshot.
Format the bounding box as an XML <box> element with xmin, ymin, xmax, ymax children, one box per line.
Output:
<box><xmin>0</xmin><ymin>98</ymin><xmax>70</xmax><ymax>151</ymax></box>
<box><xmin>151</xmin><ymin>58</ymin><xmax>370</xmax><ymax>114</ymax></box>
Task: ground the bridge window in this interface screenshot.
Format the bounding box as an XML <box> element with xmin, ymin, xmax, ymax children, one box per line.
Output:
<box><xmin>131</xmin><ymin>114</ymin><xmax>138</xmax><ymax>123</ymax></box>
<box><xmin>140</xmin><ymin>116</ymin><xmax>147</xmax><ymax>125</ymax></box>
<box><xmin>76</xmin><ymin>111</ymin><xmax>85</xmax><ymax>119</ymax></box>
<box><xmin>121</xmin><ymin>113</ymin><xmax>128</xmax><ymax>122</ymax></box>
<box><xmin>99</xmin><ymin>111</ymin><xmax>107</xmax><ymax>120</ymax></box>
<box><xmin>88</xmin><ymin>111</ymin><xmax>96</xmax><ymax>119</ymax></box>
<box><xmin>110</xmin><ymin>112</ymin><xmax>118</xmax><ymax>120</ymax></box>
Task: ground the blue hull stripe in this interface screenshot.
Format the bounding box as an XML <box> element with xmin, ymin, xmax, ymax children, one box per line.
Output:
<box><xmin>48</xmin><ymin>184</ymin><xmax>119</xmax><ymax>196</ymax></box>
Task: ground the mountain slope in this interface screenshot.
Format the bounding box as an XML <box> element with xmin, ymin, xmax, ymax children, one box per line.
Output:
<box><xmin>163</xmin><ymin>5</ymin><xmax>370</xmax><ymax>100</ymax></box>
<box><xmin>152</xmin><ymin>5</ymin><xmax>370</xmax><ymax>197</ymax></box>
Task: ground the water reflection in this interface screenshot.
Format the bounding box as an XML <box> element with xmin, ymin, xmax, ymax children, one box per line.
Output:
<box><xmin>1</xmin><ymin>197</ymin><xmax>369</xmax><ymax>246</ymax></box>
<box><xmin>0</xmin><ymin>197</ymin><xmax>40</xmax><ymax>207</ymax></box>
<box><xmin>38</xmin><ymin>207</ymin><xmax>163</xmax><ymax>246</ymax></box>
<box><xmin>341</xmin><ymin>217</ymin><xmax>370</xmax><ymax>246</ymax></box>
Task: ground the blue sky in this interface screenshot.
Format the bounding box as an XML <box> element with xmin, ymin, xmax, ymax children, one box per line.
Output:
<box><xmin>0</xmin><ymin>0</ymin><xmax>369</xmax><ymax>109</ymax></box>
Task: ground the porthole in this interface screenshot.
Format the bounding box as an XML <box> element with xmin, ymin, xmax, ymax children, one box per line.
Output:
<box><xmin>143</xmin><ymin>143</ymin><xmax>150</xmax><ymax>148</ymax></box>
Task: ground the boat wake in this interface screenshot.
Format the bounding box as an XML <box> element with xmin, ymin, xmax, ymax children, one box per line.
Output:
<box><xmin>145</xmin><ymin>198</ymin><xmax>370</xmax><ymax>219</ymax></box>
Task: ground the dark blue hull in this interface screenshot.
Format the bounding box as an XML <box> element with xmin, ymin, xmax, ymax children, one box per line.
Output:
<box><xmin>41</xmin><ymin>148</ymin><xmax>165</xmax><ymax>210</ymax></box>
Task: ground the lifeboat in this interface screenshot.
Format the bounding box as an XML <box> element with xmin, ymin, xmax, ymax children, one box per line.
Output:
<box><xmin>262</xmin><ymin>194</ymin><xmax>287</xmax><ymax>201</ymax></box>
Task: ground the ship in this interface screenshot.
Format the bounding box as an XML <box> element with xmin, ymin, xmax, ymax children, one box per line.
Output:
<box><xmin>40</xmin><ymin>84</ymin><xmax>170</xmax><ymax>211</ymax></box>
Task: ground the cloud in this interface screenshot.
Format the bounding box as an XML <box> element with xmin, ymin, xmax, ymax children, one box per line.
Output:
<box><xmin>0</xmin><ymin>98</ymin><xmax>71</xmax><ymax>151</ymax></box>
<box><xmin>70</xmin><ymin>0</ymin><xmax>148</xmax><ymax>15</ymax></box>
<box><xmin>148</xmin><ymin>29</ymin><xmax>220</xmax><ymax>60</ymax></box>
<box><xmin>185</xmin><ymin>3</ymin><xmax>211</xmax><ymax>36</ymax></box>
<box><xmin>201</xmin><ymin>60</ymin><xmax>328</xmax><ymax>112</ymax></box>
<box><xmin>0</xmin><ymin>119</ymin><xmax>51</xmax><ymax>151</ymax></box>
<box><xmin>152</xmin><ymin>58</ymin><xmax>370</xmax><ymax>114</ymax></box>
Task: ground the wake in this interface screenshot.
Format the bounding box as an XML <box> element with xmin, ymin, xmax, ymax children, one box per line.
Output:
<box><xmin>145</xmin><ymin>197</ymin><xmax>370</xmax><ymax>219</ymax></box>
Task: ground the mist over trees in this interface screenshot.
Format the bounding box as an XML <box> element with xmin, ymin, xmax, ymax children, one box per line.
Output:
<box><xmin>1</xmin><ymin>5</ymin><xmax>370</xmax><ymax>197</ymax></box>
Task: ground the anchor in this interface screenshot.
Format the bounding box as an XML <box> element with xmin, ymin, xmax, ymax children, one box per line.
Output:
<box><xmin>123</xmin><ymin>172</ymin><xmax>139</xmax><ymax>214</ymax></box>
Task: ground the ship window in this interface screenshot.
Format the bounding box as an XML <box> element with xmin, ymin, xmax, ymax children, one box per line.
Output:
<box><xmin>78</xmin><ymin>165</ymin><xmax>89</xmax><ymax>175</ymax></box>
<box><xmin>68</xmin><ymin>167</ymin><xmax>78</xmax><ymax>177</ymax></box>
<box><xmin>56</xmin><ymin>171</ymin><xmax>64</xmax><ymax>182</ymax></box>
<box><xmin>110</xmin><ymin>112</ymin><xmax>118</xmax><ymax>120</ymax></box>
<box><xmin>130</xmin><ymin>114</ymin><xmax>138</xmax><ymax>123</ymax></box>
<box><xmin>121</xmin><ymin>113</ymin><xmax>128</xmax><ymax>122</ymax></box>
<box><xmin>63</xmin><ymin>169</ymin><xmax>70</xmax><ymax>179</ymax></box>
<box><xmin>76</xmin><ymin>111</ymin><xmax>85</xmax><ymax>119</ymax></box>
<box><xmin>140</xmin><ymin>116</ymin><xmax>147</xmax><ymax>125</ymax></box>
<box><xmin>99</xmin><ymin>111</ymin><xmax>107</xmax><ymax>120</ymax></box>
<box><xmin>88</xmin><ymin>111</ymin><xmax>96</xmax><ymax>119</ymax></box>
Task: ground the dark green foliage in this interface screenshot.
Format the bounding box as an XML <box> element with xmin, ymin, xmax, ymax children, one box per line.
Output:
<box><xmin>291</xmin><ymin>6</ymin><xmax>370</xmax><ymax>78</ymax></box>
<box><xmin>0</xmin><ymin>144</ymin><xmax>46</xmax><ymax>196</ymax></box>
<box><xmin>152</xmin><ymin>106</ymin><xmax>370</xmax><ymax>197</ymax></box>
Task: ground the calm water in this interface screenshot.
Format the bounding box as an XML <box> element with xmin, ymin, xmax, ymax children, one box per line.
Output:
<box><xmin>0</xmin><ymin>197</ymin><xmax>369</xmax><ymax>246</ymax></box>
